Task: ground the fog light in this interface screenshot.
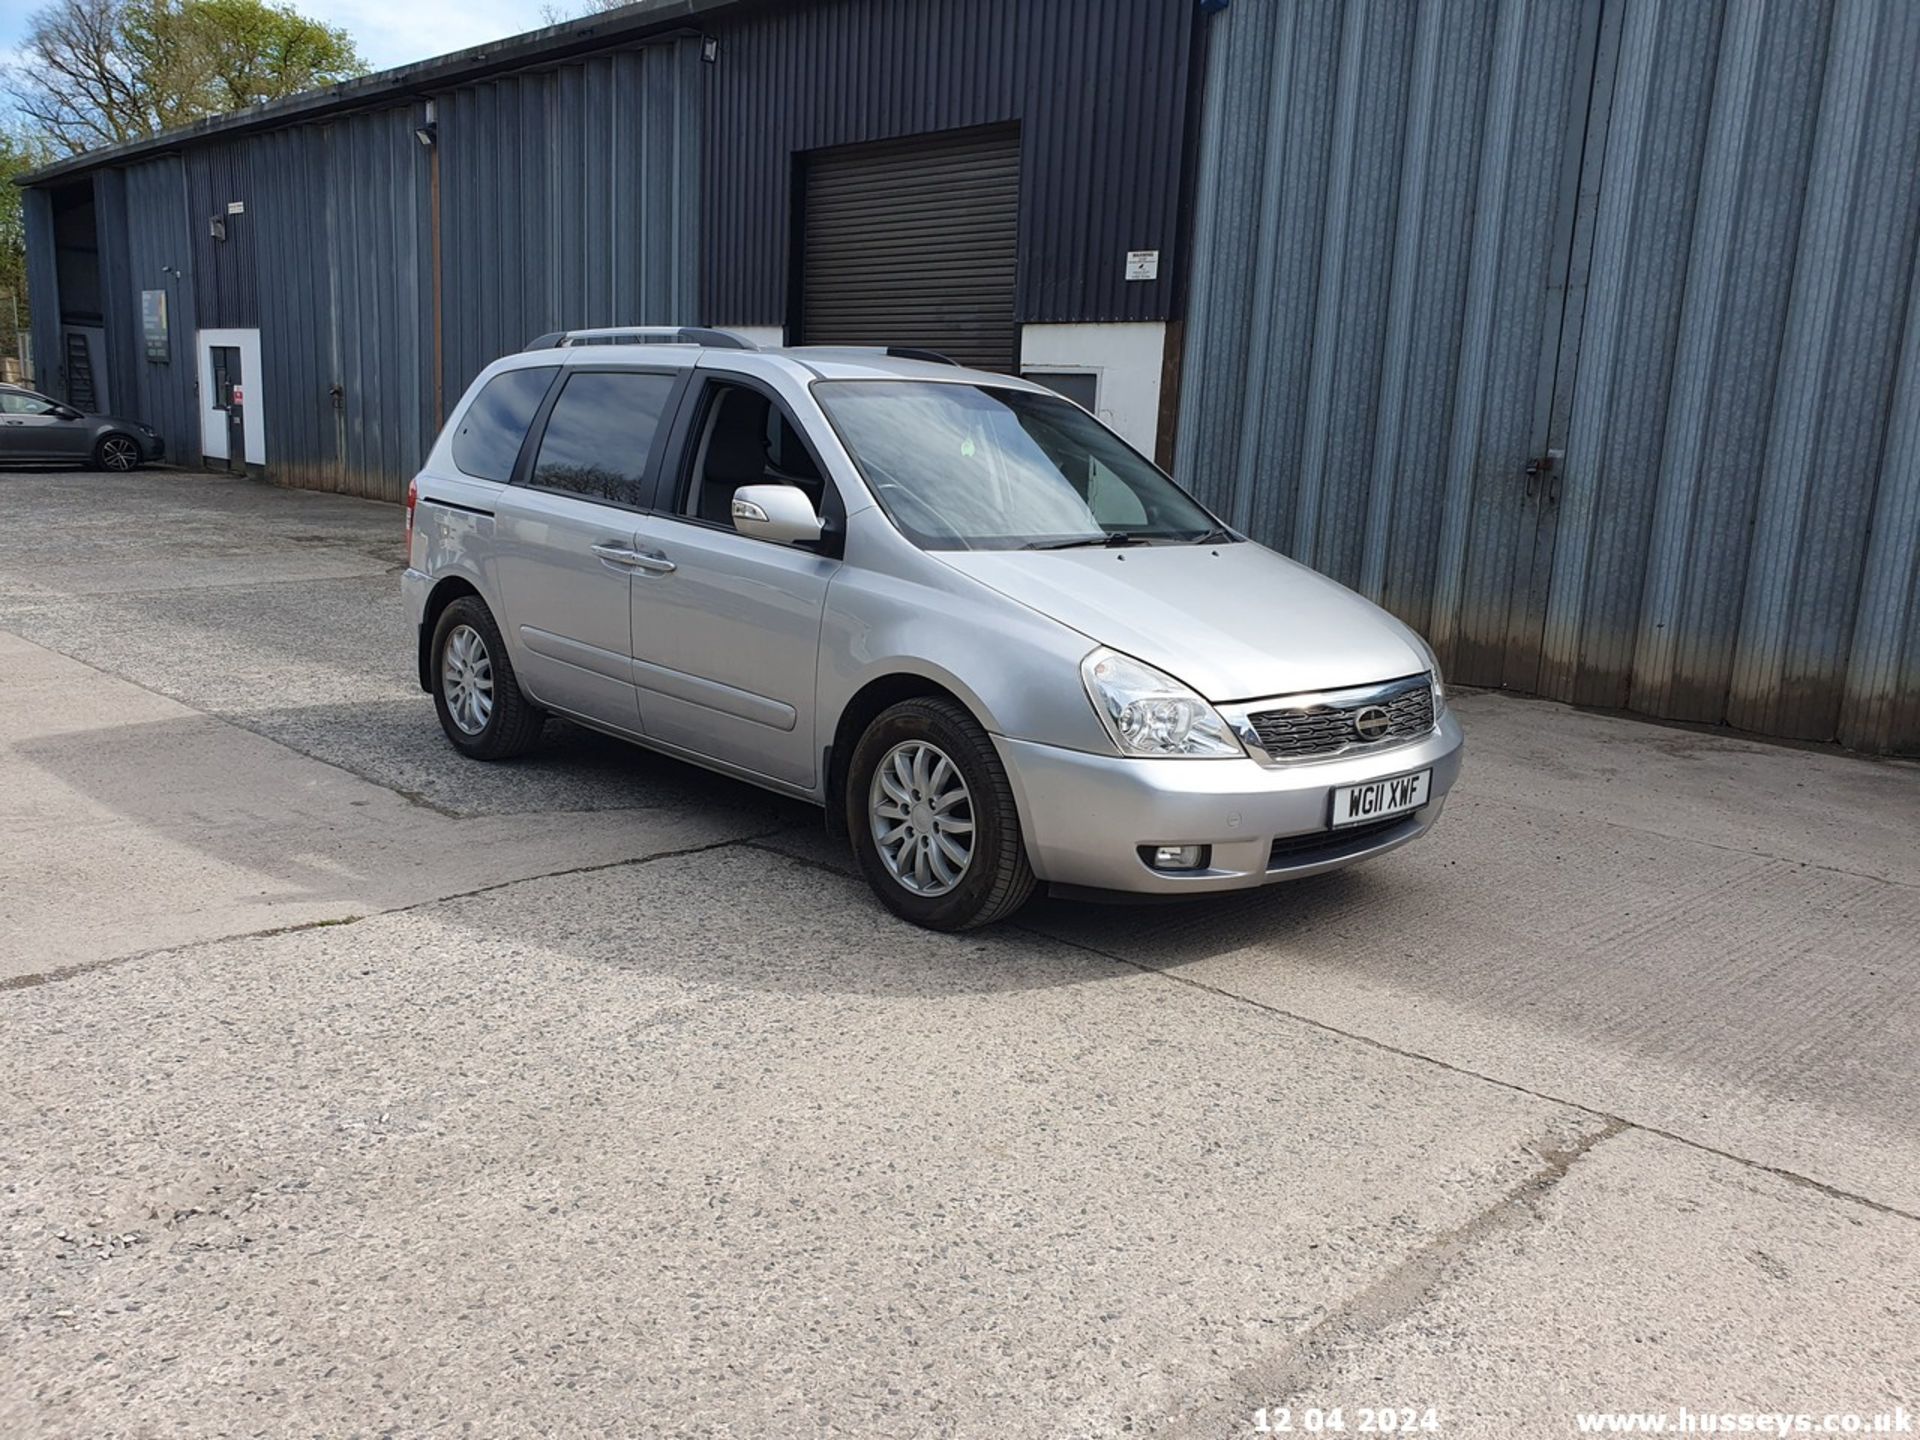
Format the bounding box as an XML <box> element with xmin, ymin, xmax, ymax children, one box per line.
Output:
<box><xmin>1147</xmin><ymin>844</ymin><xmax>1209</xmax><ymax>871</ymax></box>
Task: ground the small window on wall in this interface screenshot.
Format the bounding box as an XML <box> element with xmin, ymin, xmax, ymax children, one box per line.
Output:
<box><xmin>1021</xmin><ymin>370</ymin><xmax>1099</xmax><ymax>413</ymax></box>
<box><xmin>451</xmin><ymin>366</ymin><xmax>556</xmax><ymax>481</ymax></box>
<box><xmin>530</xmin><ymin>371</ymin><xmax>678</xmax><ymax>508</ymax></box>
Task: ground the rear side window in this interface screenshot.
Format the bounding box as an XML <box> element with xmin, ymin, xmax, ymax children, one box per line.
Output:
<box><xmin>451</xmin><ymin>367</ymin><xmax>556</xmax><ymax>481</ymax></box>
<box><xmin>529</xmin><ymin>371</ymin><xmax>677</xmax><ymax>508</ymax></box>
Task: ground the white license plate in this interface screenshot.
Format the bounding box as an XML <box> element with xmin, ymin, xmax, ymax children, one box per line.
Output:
<box><xmin>1331</xmin><ymin>768</ymin><xmax>1431</xmax><ymax>828</ymax></box>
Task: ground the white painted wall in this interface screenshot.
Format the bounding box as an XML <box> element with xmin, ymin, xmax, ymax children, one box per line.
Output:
<box><xmin>729</xmin><ymin>325</ymin><xmax>786</xmax><ymax>349</ymax></box>
<box><xmin>1019</xmin><ymin>321</ymin><xmax>1166</xmax><ymax>455</ymax></box>
<box><xmin>195</xmin><ymin>328</ymin><xmax>264</xmax><ymax>465</ymax></box>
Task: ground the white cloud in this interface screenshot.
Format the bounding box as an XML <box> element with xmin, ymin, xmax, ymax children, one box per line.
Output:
<box><xmin>302</xmin><ymin>0</ymin><xmax>544</xmax><ymax>73</ymax></box>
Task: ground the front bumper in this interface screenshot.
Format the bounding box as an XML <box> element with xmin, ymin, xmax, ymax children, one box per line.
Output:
<box><xmin>997</xmin><ymin>712</ymin><xmax>1465</xmax><ymax>896</ymax></box>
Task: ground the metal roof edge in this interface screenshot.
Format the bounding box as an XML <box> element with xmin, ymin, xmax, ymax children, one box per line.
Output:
<box><xmin>15</xmin><ymin>0</ymin><xmax>738</xmax><ymax>188</ymax></box>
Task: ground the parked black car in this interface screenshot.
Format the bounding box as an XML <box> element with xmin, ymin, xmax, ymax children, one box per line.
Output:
<box><xmin>0</xmin><ymin>384</ymin><xmax>164</xmax><ymax>470</ymax></box>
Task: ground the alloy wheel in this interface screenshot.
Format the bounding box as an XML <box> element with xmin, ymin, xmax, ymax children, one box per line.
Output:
<box><xmin>441</xmin><ymin>623</ymin><xmax>495</xmax><ymax>736</ymax></box>
<box><xmin>868</xmin><ymin>739</ymin><xmax>974</xmax><ymax>896</ymax></box>
<box><xmin>100</xmin><ymin>437</ymin><xmax>140</xmax><ymax>471</ymax></box>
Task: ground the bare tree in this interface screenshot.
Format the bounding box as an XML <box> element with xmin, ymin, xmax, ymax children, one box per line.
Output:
<box><xmin>539</xmin><ymin>0</ymin><xmax>636</xmax><ymax>27</ymax></box>
<box><xmin>5</xmin><ymin>0</ymin><xmax>148</xmax><ymax>154</ymax></box>
<box><xmin>3</xmin><ymin>0</ymin><xmax>366</xmax><ymax>157</ymax></box>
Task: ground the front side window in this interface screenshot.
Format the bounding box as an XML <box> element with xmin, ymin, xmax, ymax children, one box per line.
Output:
<box><xmin>812</xmin><ymin>380</ymin><xmax>1222</xmax><ymax>550</ymax></box>
<box><xmin>530</xmin><ymin>371</ymin><xmax>677</xmax><ymax>507</ymax></box>
<box><xmin>450</xmin><ymin>366</ymin><xmax>556</xmax><ymax>481</ymax></box>
<box><xmin>0</xmin><ymin>390</ymin><xmax>59</xmax><ymax>416</ymax></box>
<box><xmin>683</xmin><ymin>382</ymin><xmax>826</xmax><ymax>526</ymax></box>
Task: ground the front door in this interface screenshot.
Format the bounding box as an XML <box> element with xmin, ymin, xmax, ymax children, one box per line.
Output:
<box><xmin>1419</xmin><ymin>0</ymin><xmax>1613</xmax><ymax>694</ymax></box>
<box><xmin>210</xmin><ymin>347</ymin><xmax>246</xmax><ymax>472</ymax></box>
<box><xmin>489</xmin><ymin>366</ymin><xmax>683</xmax><ymax>733</ymax></box>
<box><xmin>0</xmin><ymin>388</ymin><xmax>86</xmax><ymax>461</ymax></box>
<box><xmin>628</xmin><ymin>375</ymin><xmax>838</xmax><ymax>789</ymax></box>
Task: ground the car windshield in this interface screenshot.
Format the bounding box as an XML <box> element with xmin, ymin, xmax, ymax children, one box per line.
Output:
<box><xmin>812</xmin><ymin>380</ymin><xmax>1226</xmax><ymax>551</ymax></box>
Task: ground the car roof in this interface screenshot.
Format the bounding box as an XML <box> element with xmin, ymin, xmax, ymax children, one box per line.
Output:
<box><xmin>483</xmin><ymin>339</ymin><xmax>1049</xmax><ymax>394</ymax></box>
<box><xmin>771</xmin><ymin>348</ymin><xmax>1049</xmax><ymax>389</ymax></box>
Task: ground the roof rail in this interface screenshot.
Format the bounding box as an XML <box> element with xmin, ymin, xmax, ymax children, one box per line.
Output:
<box><xmin>884</xmin><ymin>347</ymin><xmax>961</xmax><ymax>366</ymax></box>
<box><xmin>523</xmin><ymin>326</ymin><xmax>759</xmax><ymax>352</ymax></box>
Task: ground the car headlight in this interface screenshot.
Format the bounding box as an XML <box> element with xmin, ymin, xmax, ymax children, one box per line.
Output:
<box><xmin>1412</xmin><ymin>637</ymin><xmax>1448</xmax><ymax>717</ymax></box>
<box><xmin>1081</xmin><ymin>648</ymin><xmax>1245</xmax><ymax>758</ymax></box>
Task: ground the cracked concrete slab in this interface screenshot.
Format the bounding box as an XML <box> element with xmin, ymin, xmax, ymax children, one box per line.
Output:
<box><xmin>1016</xmin><ymin>701</ymin><xmax>1920</xmax><ymax>1215</ymax></box>
<box><xmin>3</xmin><ymin>469</ymin><xmax>1916</xmax><ymax>1436</ymax></box>
<box><xmin>1169</xmin><ymin>1128</ymin><xmax>1920</xmax><ymax>1437</ymax></box>
<box><xmin>0</xmin><ymin>470</ymin><xmax>792</xmax><ymax>818</ymax></box>
<box><xmin>0</xmin><ymin>631</ymin><xmax>796</xmax><ymax>983</ymax></box>
<box><xmin>0</xmin><ymin>847</ymin><xmax>1589</xmax><ymax>1439</ymax></box>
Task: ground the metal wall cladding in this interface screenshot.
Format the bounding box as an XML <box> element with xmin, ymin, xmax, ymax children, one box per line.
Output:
<box><xmin>114</xmin><ymin>157</ymin><xmax>202</xmax><ymax>462</ymax></box>
<box><xmin>22</xmin><ymin>189</ymin><xmax>61</xmax><ymax>388</ymax></box>
<box><xmin>34</xmin><ymin>35</ymin><xmax>699</xmax><ymax>502</ymax></box>
<box><xmin>91</xmin><ymin>168</ymin><xmax>137</xmax><ymax>412</ymax></box>
<box><xmin>251</xmin><ymin>110</ymin><xmax>433</xmax><ymax>499</ymax></box>
<box><xmin>703</xmin><ymin>0</ymin><xmax>1194</xmax><ymax>328</ymax></box>
<box><xmin>1178</xmin><ymin>0</ymin><xmax>1920</xmax><ymax>753</ymax></box>
<box><xmin>186</xmin><ymin>141</ymin><xmax>260</xmax><ymax>328</ymax></box>
<box><xmin>439</xmin><ymin>39</ymin><xmax>703</xmax><ymax>404</ymax></box>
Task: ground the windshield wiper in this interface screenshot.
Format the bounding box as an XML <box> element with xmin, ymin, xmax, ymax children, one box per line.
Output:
<box><xmin>1024</xmin><ymin>531</ymin><xmax>1153</xmax><ymax>551</ymax></box>
<box><xmin>1188</xmin><ymin>526</ymin><xmax>1236</xmax><ymax>545</ymax></box>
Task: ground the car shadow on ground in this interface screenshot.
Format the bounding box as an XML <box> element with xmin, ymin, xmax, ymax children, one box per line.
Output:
<box><xmin>15</xmin><ymin>707</ymin><xmax>1391</xmax><ymax>1000</ymax></box>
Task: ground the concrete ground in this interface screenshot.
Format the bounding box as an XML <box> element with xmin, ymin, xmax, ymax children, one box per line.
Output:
<box><xmin>1</xmin><ymin>468</ymin><xmax>1915</xmax><ymax>1439</ymax></box>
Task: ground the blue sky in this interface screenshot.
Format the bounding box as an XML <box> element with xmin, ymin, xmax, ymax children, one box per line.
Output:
<box><xmin>1</xmin><ymin>0</ymin><xmax>541</xmax><ymax>85</ymax></box>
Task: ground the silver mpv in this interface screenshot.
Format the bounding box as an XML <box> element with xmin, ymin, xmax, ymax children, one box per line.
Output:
<box><xmin>403</xmin><ymin>328</ymin><xmax>1464</xmax><ymax>930</ymax></box>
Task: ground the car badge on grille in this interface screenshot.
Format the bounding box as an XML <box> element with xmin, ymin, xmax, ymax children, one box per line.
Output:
<box><xmin>1352</xmin><ymin>705</ymin><xmax>1391</xmax><ymax>741</ymax></box>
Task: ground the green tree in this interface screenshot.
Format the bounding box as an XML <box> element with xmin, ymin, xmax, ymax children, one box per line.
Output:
<box><xmin>4</xmin><ymin>0</ymin><xmax>365</xmax><ymax>156</ymax></box>
<box><xmin>2</xmin><ymin>129</ymin><xmax>55</xmax><ymax>335</ymax></box>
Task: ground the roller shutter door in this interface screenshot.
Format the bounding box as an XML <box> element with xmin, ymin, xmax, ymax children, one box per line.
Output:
<box><xmin>799</xmin><ymin>125</ymin><xmax>1019</xmax><ymax>372</ymax></box>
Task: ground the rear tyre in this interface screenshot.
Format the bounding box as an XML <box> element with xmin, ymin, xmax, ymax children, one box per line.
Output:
<box><xmin>431</xmin><ymin>596</ymin><xmax>545</xmax><ymax>760</ymax></box>
<box><xmin>846</xmin><ymin>696</ymin><xmax>1036</xmax><ymax>930</ymax></box>
<box><xmin>93</xmin><ymin>434</ymin><xmax>142</xmax><ymax>471</ymax></box>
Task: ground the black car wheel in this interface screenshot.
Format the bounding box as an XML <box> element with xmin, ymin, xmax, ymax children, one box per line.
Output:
<box><xmin>847</xmin><ymin>696</ymin><xmax>1036</xmax><ymax>930</ymax></box>
<box><xmin>430</xmin><ymin>596</ymin><xmax>546</xmax><ymax>760</ymax></box>
<box><xmin>93</xmin><ymin>434</ymin><xmax>143</xmax><ymax>471</ymax></box>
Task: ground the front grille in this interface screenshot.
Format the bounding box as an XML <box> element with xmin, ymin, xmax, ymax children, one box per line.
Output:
<box><xmin>1267</xmin><ymin>815</ymin><xmax>1412</xmax><ymax>868</ymax></box>
<box><xmin>1245</xmin><ymin>677</ymin><xmax>1434</xmax><ymax>760</ymax></box>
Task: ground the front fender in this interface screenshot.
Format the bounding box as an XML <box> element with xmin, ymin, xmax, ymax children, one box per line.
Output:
<box><xmin>818</xmin><ymin>515</ymin><xmax>1114</xmax><ymax>755</ymax></box>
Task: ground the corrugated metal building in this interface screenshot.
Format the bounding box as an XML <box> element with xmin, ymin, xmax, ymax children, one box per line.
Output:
<box><xmin>1176</xmin><ymin>0</ymin><xmax>1920</xmax><ymax>753</ymax></box>
<box><xmin>20</xmin><ymin>0</ymin><xmax>1193</xmax><ymax>498</ymax></box>
<box><xmin>16</xmin><ymin>0</ymin><xmax>1920</xmax><ymax>753</ymax></box>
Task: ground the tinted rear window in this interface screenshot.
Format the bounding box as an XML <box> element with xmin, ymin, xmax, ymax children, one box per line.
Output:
<box><xmin>529</xmin><ymin>371</ymin><xmax>677</xmax><ymax>507</ymax></box>
<box><xmin>451</xmin><ymin>367</ymin><xmax>556</xmax><ymax>481</ymax></box>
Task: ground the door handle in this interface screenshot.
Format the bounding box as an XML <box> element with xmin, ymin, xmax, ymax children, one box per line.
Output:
<box><xmin>630</xmin><ymin>551</ymin><xmax>676</xmax><ymax>575</ymax></box>
<box><xmin>591</xmin><ymin>542</ymin><xmax>643</xmax><ymax>567</ymax></box>
<box><xmin>1524</xmin><ymin>449</ymin><xmax>1565</xmax><ymax>501</ymax></box>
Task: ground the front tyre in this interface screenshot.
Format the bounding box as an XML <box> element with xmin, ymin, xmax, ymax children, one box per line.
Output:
<box><xmin>430</xmin><ymin>596</ymin><xmax>545</xmax><ymax>759</ymax></box>
<box><xmin>93</xmin><ymin>433</ymin><xmax>143</xmax><ymax>471</ymax></box>
<box><xmin>846</xmin><ymin>696</ymin><xmax>1036</xmax><ymax>930</ymax></box>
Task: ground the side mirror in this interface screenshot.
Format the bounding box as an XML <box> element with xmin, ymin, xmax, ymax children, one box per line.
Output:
<box><xmin>52</xmin><ymin>406</ymin><xmax>82</xmax><ymax>421</ymax></box>
<box><xmin>731</xmin><ymin>484</ymin><xmax>823</xmax><ymax>546</ymax></box>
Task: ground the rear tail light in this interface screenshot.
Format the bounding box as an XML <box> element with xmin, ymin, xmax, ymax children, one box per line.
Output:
<box><xmin>404</xmin><ymin>477</ymin><xmax>418</xmax><ymax>555</ymax></box>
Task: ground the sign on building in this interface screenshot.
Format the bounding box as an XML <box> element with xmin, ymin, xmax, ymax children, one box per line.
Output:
<box><xmin>141</xmin><ymin>290</ymin><xmax>169</xmax><ymax>363</ymax></box>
